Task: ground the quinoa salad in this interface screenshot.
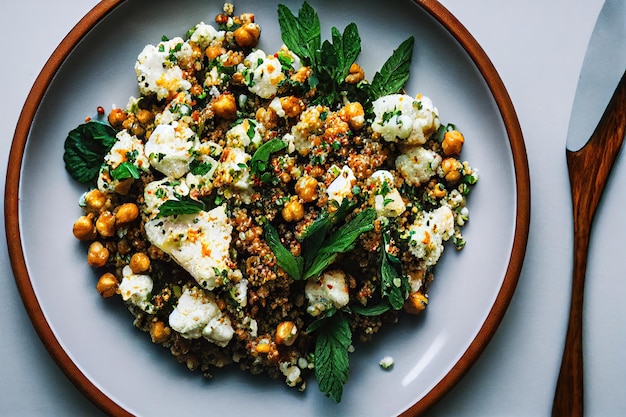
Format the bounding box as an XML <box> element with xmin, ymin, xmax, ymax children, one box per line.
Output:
<box><xmin>64</xmin><ymin>2</ymin><xmax>478</xmax><ymax>402</ymax></box>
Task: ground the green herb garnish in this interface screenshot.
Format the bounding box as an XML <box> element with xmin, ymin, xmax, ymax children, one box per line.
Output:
<box><xmin>314</xmin><ymin>313</ymin><xmax>352</xmax><ymax>403</ymax></box>
<box><xmin>367</xmin><ymin>36</ymin><xmax>415</xmax><ymax>100</ymax></box>
<box><xmin>111</xmin><ymin>161</ymin><xmax>140</xmax><ymax>181</ymax></box>
<box><xmin>380</xmin><ymin>231</ymin><xmax>410</xmax><ymax>310</ymax></box>
<box><xmin>264</xmin><ymin>205</ymin><xmax>376</xmax><ymax>281</ymax></box>
<box><xmin>189</xmin><ymin>159</ymin><xmax>213</xmax><ymax>176</ymax></box>
<box><xmin>249</xmin><ymin>138</ymin><xmax>286</xmax><ymax>180</ymax></box>
<box><xmin>63</xmin><ymin>121</ymin><xmax>117</xmax><ymax>183</ymax></box>
<box><xmin>156</xmin><ymin>196</ymin><xmax>205</xmax><ymax>218</ymax></box>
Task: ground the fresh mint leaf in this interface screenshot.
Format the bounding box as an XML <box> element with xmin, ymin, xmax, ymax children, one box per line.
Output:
<box><xmin>156</xmin><ymin>196</ymin><xmax>205</xmax><ymax>218</ymax></box>
<box><xmin>263</xmin><ymin>222</ymin><xmax>304</xmax><ymax>280</ymax></box>
<box><xmin>63</xmin><ymin>121</ymin><xmax>117</xmax><ymax>183</ymax></box>
<box><xmin>249</xmin><ymin>138</ymin><xmax>286</xmax><ymax>178</ymax></box>
<box><xmin>111</xmin><ymin>161</ymin><xmax>140</xmax><ymax>181</ymax></box>
<box><xmin>189</xmin><ymin>159</ymin><xmax>213</xmax><ymax>176</ymax></box>
<box><xmin>314</xmin><ymin>313</ymin><xmax>351</xmax><ymax>403</ymax></box>
<box><xmin>277</xmin><ymin>2</ymin><xmax>321</xmax><ymax>64</ymax></box>
<box><xmin>369</xmin><ymin>36</ymin><xmax>415</xmax><ymax>100</ymax></box>
<box><xmin>332</xmin><ymin>23</ymin><xmax>361</xmax><ymax>83</ymax></box>
<box><xmin>350</xmin><ymin>302</ymin><xmax>391</xmax><ymax>316</ymax></box>
<box><xmin>304</xmin><ymin>208</ymin><xmax>376</xmax><ymax>279</ymax></box>
<box><xmin>380</xmin><ymin>231</ymin><xmax>410</xmax><ymax>310</ymax></box>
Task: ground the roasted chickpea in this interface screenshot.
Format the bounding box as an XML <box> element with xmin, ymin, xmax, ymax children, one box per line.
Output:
<box><xmin>95</xmin><ymin>211</ymin><xmax>116</xmax><ymax>237</ymax></box>
<box><xmin>87</xmin><ymin>241</ymin><xmax>109</xmax><ymax>267</ymax></box>
<box><xmin>72</xmin><ymin>215</ymin><xmax>96</xmax><ymax>241</ymax></box>
<box><xmin>441</xmin><ymin>158</ymin><xmax>463</xmax><ymax>184</ymax></box>
<box><xmin>136</xmin><ymin>109</ymin><xmax>154</xmax><ymax>125</ymax></box>
<box><xmin>256</xmin><ymin>107</ymin><xmax>278</xmax><ymax>129</ymax></box>
<box><xmin>107</xmin><ymin>108</ymin><xmax>128</xmax><ymax>128</ymax></box>
<box><xmin>96</xmin><ymin>272</ymin><xmax>118</xmax><ymax>298</ymax></box>
<box><xmin>233</xmin><ymin>23</ymin><xmax>261</xmax><ymax>48</ymax></box>
<box><xmin>150</xmin><ymin>321</ymin><xmax>171</xmax><ymax>344</ymax></box>
<box><xmin>295</xmin><ymin>175</ymin><xmax>318</xmax><ymax>203</ymax></box>
<box><xmin>279</xmin><ymin>96</ymin><xmax>305</xmax><ymax>118</ymax></box>
<box><xmin>115</xmin><ymin>203</ymin><xmax>139</xmax><ymax>224</ymax></box>
<box><xmin>404</xmin><ymin>291</ymin><xmax>428</xmax><ymax>315</ymax></box>
<box><xmin>442</xmin><ymin>130</ymin><xmax>465</xmax><ymax>155</ymax></box>
<box><xmin>281</xmin><ymin>197</ymin><xmax>304</xmax><ymax>222</ymax></box>
<box><xmin>275</xmin><ymin>321</ymin><xmax>298</xmax><ymax>346</ymax></box>
<box><xmin>84</xmin><ymin>189</ymin><xmax>107</xmax><ymax>212</ymax></box>
<box><xmin>211</xmin><ymin>93</ymin><xmax>237</xmax><ymax>119</ymax></box>
<box><xmin>129</xmin><ymin>252</ymin><xmax>151</xmax><ymax>274</ymax></box>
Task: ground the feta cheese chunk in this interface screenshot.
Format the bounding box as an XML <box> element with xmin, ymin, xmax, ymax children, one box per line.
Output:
<box><xmin>214</xmin><ymin>147</ymin><xmax>252</xmax><ymax>201</ymax></box>
<box><xmin>145</xmin><ymin>122</ymin><xmax>196</xmax><ymax>179</ymax></box>
<box><xmin>326</xmin><ymin>165</ymin><xmax>356</xmax><ymax>204</ymax></box>
<box><xmin>118</xmin><ymin>265</ymin><xmax>154</xmax><ymax>313</ymax></box>
<box><xmin>225</xmin><ymin>119</ymin><xmax>263</xmax><ymax>149</ymax></box>
<box><xmin>97</xmin><ymin>130</ymin><xmax>149</xmax><ymax>194</ymax></box>
<box><xmin>187</xmin><ymin>22</ymin><xmax>225</xmax><ymax>50</ymax></box>
<box><xmin>144</xmin><ymin>205</ymin><xmax>233</xmax><ymax>290</ymax></box>
<box><xmin>143</xmin><ymin>177</ymin><xmax>191</xmax><ymax>218</ymax></box>
<box><xmin>135</xmin><ymin>37</ymin><xmax>193</xmax><ymax>100</ymax></box>
<box><xmin>404</xmin><ymin>206</ymin><xmax>455</xmax><ymax>266</ymax></box>
<box><xmin>395</xmin><ymin>146</ymin><xmax>442</xmax><ymax>187</ymax></box>
<box><xmin>379</xmin><ymin>356</ymin><xmax>394</xmax><ymax>370</ymax></box>
<box><xmin>305</xmin><ymin>269</ymin><xmax>350</xmax><ymax>317</ymax></box>
<box><xmin>239</xmin><ymin>49</ymin><xmax>285</xmax><ymax>99</ymax></box>
<box><xmin>367</xmin><ymin>170</ymin><xmax>406</xmax><ymax>218</ymax></box>
<box><xmin>168</xmin><ymin>286</ymin><xmax>234</xmax><ymax>346</ymax></box>
<box><xmin>372</xmin><ymin>94</ymin><xmax>440</xmax><ymax>145</ymax></box>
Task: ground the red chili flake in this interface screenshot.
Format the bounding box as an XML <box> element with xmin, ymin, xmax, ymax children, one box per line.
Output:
<box><xmin>85</xmin><ymin>116</ymin><xmax>92</xmax><ymax>122</ymax></box>
<box><xmin>97</xmin><ymin>106</ymin><xmax>105</xmax><ymax>115</ymax></box>
<box><xmin>327</xmin><ymin>284</ymin><xmax>333</xmax><ymax>289</ymax></box>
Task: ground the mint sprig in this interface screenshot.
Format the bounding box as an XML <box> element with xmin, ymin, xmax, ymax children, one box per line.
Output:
<box><xmin>263</xmin><ymin>206</ymin><xmax>376</xmax><ymax>281</ymax></box>
<box><xmin>368</xmin><ymin>36</ymin><xmax>415</xmax><ymax>100</ymax></box>
<box><xmin>314</xmin><ymin>313</ymin><xmax>352</xmax><ymax>402</ymax></box>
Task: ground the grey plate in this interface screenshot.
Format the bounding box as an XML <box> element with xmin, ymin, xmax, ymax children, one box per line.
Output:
<box><xmin>9</xmin><ymin>0</ymin><xmax>529</xmax><ymax>415</ymax></box>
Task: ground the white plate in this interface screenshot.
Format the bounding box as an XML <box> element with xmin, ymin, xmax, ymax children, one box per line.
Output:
<box><xmin>6</xmin><ymin>0</ymin><xmax>529</xmax><ymax>415</ymax></box>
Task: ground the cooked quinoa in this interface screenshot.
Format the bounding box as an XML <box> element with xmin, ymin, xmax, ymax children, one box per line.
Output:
<box><xmin>66</xmin><ymin>2</ymin><xmax>478</xmax><ymax>402</ymax></box>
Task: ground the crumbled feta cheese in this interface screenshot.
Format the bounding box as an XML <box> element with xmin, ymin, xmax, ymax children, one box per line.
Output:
<box><xmin>135</xmin><ymin>37</ymin><xmax>193</xmax><ymax>100</ymax></box>
<box><xmin>97</xmin><ymin>129</ymin><xmax>149</xmax><ymax>193</ymax></box>
<box><xmin>239</xmin><ymin>49</ymin><xmax>285</xmax><ymax>99</ymax></box>
<box><xmin>168</xmin><ymin>286</ymin><xmax>234</xmax><ymax>346</ymax></box>
<box><xmin>305</xmin><ymin>269</ymin><xmax>350</xmax><ymax>317</ymax></box>
<box><xmin>269</xmin><ymin>96</ymin><xmax>286</xmax><ymax>118</ymax></box>
<box><xmin>371</xmin><ymin>94</ymin><xmax>440</xmax><ymax>145</ymax></box>
<box><xmin>118</xmin><ymin>265</ymin><xmax>154</xmax><ymax>313</ymax></box>
<box><xmin>214</xmin><ymin>146</ymin><xmax>252</xmax><ymax>200</ymax></box>
<box><xmin>187</xmin><ymin>22</ymin><xmax>225</xmax><ymax>49</ymax></box>
<box><xmin>225</xmin><ymin>119</ymin><xmax>263</xmax><ymax>149</ymax></box>
<box><xmin>145</xmin><ymin>122</ymin><xmax>196</xmax><ymax>179</ymax></box>
<box><xmin>143</xmin><ymin>177</ymin><xmax>191</xmax><ymax>218</ymax></box>
<box><xmin>290</xmin><ymin>106</ymin><xmax>324</xmax><ymax>154</ymax></box>
<box><xmin>326</xmin><ymin>165</ymin><xmax>356</xmax><ymax>204</ymax></box>
<box><xmin>144</xmin><ymin>205</ymin><xmax>234</xmax><ymax>290</ymax></box>
<box><xmin>395</xmin><ymin>146</ymin><xmax>442</xmax><ymax>187</ymax></box>
<box><xmin>404</xmin><ymin>206</ymin><xmax>455</xmax><ymax>266</ymax></box>
<box><xmin>379</xmin><ymin>356</ymin><xmax>394</xmax><ymax>370</ymax></box>
<box><xmin>280</xmin><ymin>363</ymin><xmax>302</xmax><ymax>387</ymax></box>
<box><xmin>368</xmin><ymin>170</ymin><xmax>406</xmax><ymax>218</ymax></box>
